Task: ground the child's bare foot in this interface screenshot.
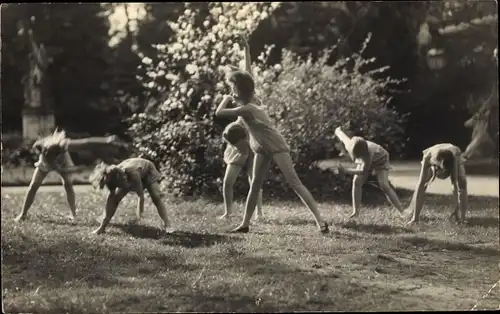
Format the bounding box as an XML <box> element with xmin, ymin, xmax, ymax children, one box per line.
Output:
<box><xmin>348</xmin><ymin>212</ymin><xmax>358</xmax><ymax>219</ymax></box>
<box><xmin>165</xmin><ymin>227</ymin><xmax>176</xmax><ymax>234</ymax></box>
<box><xmin>67</xmin><ymin>214</ymin><xmax>76</xmax><ymax>221</ymax></box>
<box><xmin>218</xmin><ymin>213</ymin><xmax>231</xmax><ymax>220</ymax></box>
<box><xmin>448</xmin><ymin>212</ymin><xmax>459</xmax><ymax>222</ymax></box>
<box><xmin>91</xmin><ymin>228</ymin><xmax>105</xmax><ymax>235</ymax></box>
<box><xmin>319</xmin><ymin>221</ymin><xmax>329</xmax><ymax>234</ymax></box>
<box><xmin>129</xmin><ymin>217</ymin><xmax>141</xmax><ymax>225</ymax></box>
<box><xmin>14</xmin><ymin>214</ymin><xmax>26</xmax><ymax>222</ymax></box>
<box><xmin>405</xmin><ymin>219</ymin><xmax>418</xmax><ymax>227</ymax></box>
<box><xmin>230</xmin><ymin>226</ymin><xmax>249</xmax><ymax>233</ymax></box>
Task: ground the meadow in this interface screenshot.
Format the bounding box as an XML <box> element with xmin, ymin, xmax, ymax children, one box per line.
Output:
<box><xmin>2</xmin><ymin>184</ymin><xmax>499</xmax><ymax>312</ymax></box>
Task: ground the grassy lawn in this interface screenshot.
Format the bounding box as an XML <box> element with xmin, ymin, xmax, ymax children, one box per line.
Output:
<box><xmin>1</xmin><ymin>188</ymin><xmax>499</xmax><ymax>312</ymax></box>
<box><xmin>1</xmin><ymin>167</ymin><xmax>92</xmax><ymax>186</ymax></box>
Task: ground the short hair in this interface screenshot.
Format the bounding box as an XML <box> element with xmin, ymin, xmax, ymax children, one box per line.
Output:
<box><xmin>349</xmin><ymin>136</ymin><xmax>369</xmax><ymax>159</ymax></box>
<box><xmin>223</xmin><ymin>122</ymin><xmax>248</xmax><ymax>146</ymax></box>
<box><xmin>435</xmin><ymin>150</ymin><xmax>455</xmax><ymax>178</ymax></box>
<box><xmin>89</xmin><ymin>163</ymin><xmax>127</xmax><ymax>192</ymax></box>
<box><xmin>227</xmin><ymin>70</ymin><xmax>255</xmax><ymax>104</ymax></box>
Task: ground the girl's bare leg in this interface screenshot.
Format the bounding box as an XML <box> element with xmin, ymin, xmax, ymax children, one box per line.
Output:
<box><xmin>220</xmin><ymin>164</ymin><xmax>243</xmax><ymax>219</ymax></box>
<box><xmin>147</xmin><ymin>183</ymin><xmax>173</xmax><ymax>231</ymax></box>
<box><xmin>59</xmin><ymin>172</ymin><xmax>77</xmax><ymax>219</ymax></box>
<box><xmin>92</xmin><ymin>188</ymin><xmax>128</xmax><ymax>234</ymax></box>
<box><xmin>232</xmin><ymin>153</ymin><xmax>271</xmax><ymax>232</ymax></box>
<box><xmin>246</xmin><ymin>162</ymin><xmax>263</xmax><ymax>220</ymax></box>
<box><xmin>273</xmin><ymin>152</ymin><xmax>328</xmax><ymax>232</ymax></box>
<box><xmin>350</xmin><ymin>173</ymin><xmax>368</xmax><ymax>219</ymax></box>
<box><xmin>15</xmin><ymin>168</ymin><xmax>48</xmax><ymax>221</ymax></box>
<box><xmin>376</xmin><ymin>170</ymin><xmax>404</xmax><ymax>214</ymax></box>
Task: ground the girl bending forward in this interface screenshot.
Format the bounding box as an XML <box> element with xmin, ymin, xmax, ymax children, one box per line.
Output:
<box><xmin>215</xmin><ymin>35</ymin><xmax>328</xmax><ymax>234</ymax></box>
<box><xmin>221</xmin><ymin>119</ymin><xmax>263</xmax><ymax>220</ymax></box>
<box><xmin>405</xmin><ymin>143</ymin><xmax>468</xmax><ymax>225</ymax></box>
<box><xmin>15</xmin><ymin>130</ymin><xmax>124</xmax><ymax>222</ymax></box>
<box><xmin>89</xmin><ymin>157</ymin><xmax>172</xmax><ymax>234</ymax></box>
<box><xmin>334</xmin><ymin>127</ymin><xmax>404</xmax><ymax>218</ymax></box>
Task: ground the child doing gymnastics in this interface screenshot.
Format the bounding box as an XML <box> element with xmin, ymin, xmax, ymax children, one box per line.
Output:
<box><xmin>334</xmin><ymin>127</ymin><xmax>404</xmax><ymax>218</ymax></box>
<box><xmin>215</xmin><ymin>35</ymin><xmax>329</xmax><ymax>234</ymax></box>
<box><xmin>89</xmin><ymin>157</ymin><xmax>172</xmax><ymax>235</ymax></box>
<box><xmin>221</xmin><ymin>119</ymin><xmax>263</xmax><ymax>220</ymax></box>
<box><xmin>405</xmin><ymin>143</ymin><xmax>468</xmax><ymax>225</ymax></box>
<box><xmin>14</xmin><ymin>130</ymin><xmax>125</xmax><ymax>222</ymax></box>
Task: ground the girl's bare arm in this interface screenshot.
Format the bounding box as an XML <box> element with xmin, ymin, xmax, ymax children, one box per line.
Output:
<box><xmin>341</xmin><ymin>154</ymin><xmax>372</xmax><ymax>176</ymax></box>
<box><xmin>216</xmin><ymin>95</ymin><xmax>253</xmax><ymax>119</ymax></box>
<box><xmin>342</xmin><ymin>161</ymin><xmax>370</xmax><ymax>176</ymax></box>
<box><xmin>237</xmin><ymin>35</ymin><xmax>253</xmax><ymax>77</ymax></box>
<box><xmin>66</xmin><ymin>136</ymin><xmax>123</xmax><ymax>153</ymax></box>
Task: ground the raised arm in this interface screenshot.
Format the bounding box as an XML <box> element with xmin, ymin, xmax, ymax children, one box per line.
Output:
<box><xmin>28</xmin><ymin>29</ymin><xmax>48</xmax><ymax>68</ymax></box>
<box><xmin>334</xmin><ymin>127</ymin><xmax>351</xmax><ymax>147</ymax></box>
<box><xmin>237</xmin><ymin>35</ymin><xmax>253</xmax><ymax>77</ymax></box>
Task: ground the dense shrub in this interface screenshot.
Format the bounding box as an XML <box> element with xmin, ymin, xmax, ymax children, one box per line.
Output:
<box><xmin>252</xmin><ymin>33</ymin><xmax>407</xmax><ymax>200</ymax></box>
<box><xmin>129</xmin><ymin>3</ymin><xmax>407</xmax><ymax>202</ymax></box>
<box><xmin>1</xmin><ymin>133</ymin><xmax>39</xmax><ymax>169</ymax></box>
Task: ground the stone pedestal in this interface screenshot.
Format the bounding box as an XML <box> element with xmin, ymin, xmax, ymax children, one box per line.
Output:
<box><xmin>22</xmin><ymin>107</ymin><xmax>55</xmax><ymax>140</ymax></box>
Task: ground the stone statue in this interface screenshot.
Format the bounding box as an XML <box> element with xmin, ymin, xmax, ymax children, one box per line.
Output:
<box><xmin>25</xmin><ymin>28</ymin><xmax>51</xmax><ymax>109</ymax></box>
<box><xmin>20</xmin><ymin>21</ymin><xmax>56</xmax><ymax>140</ymax></box>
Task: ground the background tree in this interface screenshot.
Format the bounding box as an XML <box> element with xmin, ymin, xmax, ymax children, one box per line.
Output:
<box><xmin>1</xmin><ymin>3</ymin><xmax>119</xmax><ymax>135</ymax></box>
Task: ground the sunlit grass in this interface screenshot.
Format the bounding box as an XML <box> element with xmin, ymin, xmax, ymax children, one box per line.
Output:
<box><xmin>1</xmin><ymin>189</ymin><xmax>499</xmax><ymax>312</ymax></box>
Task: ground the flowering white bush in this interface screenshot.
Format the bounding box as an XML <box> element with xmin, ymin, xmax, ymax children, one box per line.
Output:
<box><xmin>129</xmin><ymin>2</ymin><xmax>281</xmax><ymax>197</ymax></box>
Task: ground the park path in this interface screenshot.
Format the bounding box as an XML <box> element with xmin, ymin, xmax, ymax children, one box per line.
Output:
<box><xmin>1</xmin><ymin>161</ymin><xmax>499</xmax><ymax>197</ymax></box>
<box><xmin>319</xmin><ymin>160</ymin><xmax>499</xmax><ymax>198</ymax></box>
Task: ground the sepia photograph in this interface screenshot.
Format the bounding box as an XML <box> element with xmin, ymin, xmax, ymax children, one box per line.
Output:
<box><xmin>1</xmin><ymin>1</ymin><xmax>498</xmax><ymax>312</ymax></box>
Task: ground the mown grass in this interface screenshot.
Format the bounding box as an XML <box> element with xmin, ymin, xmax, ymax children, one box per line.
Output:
<box><xmin>1</xmin><ymin>167</ymin><xmax>92</xmax><ymax>187</ymax></box>
<box><xmin>1</xmin><ymin>188</ymin><xmax>499</xmax><ymax>313</ymax></box>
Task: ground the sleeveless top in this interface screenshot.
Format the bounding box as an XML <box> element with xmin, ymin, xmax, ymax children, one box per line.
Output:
<box><xmin>239</xmin><ymin>103</ymin><xmax>290</xmax><ymax>156</ymax></box>
<box><xmin>347</xmin><ymin>139</ymin><xmax>390</xmax><ymax>169</ymax></box>
<box><xmin>118</xmin><ymin>157</ymin><xmax>162</xmax><ymax>187</ymax></box>
<box><xmin>33</xmin><ymin>138</ymin><xmax>75</xmax><ymax>173</ymax></box>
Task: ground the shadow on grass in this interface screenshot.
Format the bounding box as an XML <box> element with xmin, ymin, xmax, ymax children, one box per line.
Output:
<box><xmin>1</xmin><ymin>237</ymin><xmax>188</xmax><ymax>291</ymax></box>
<box><xmin>465</xmin><ymin>216</ymin><xmax>500</xmax><ymax>229</ymax></box>
<box><xmin>396</xmin><ymin>188</ymin><xmax>499</xmax><ymax>212</ymax></box>
<box><xmin>116</xmin><ymin>223</ymin><xmax>166</xmax><ymax>240</ymax></box>
<box><xmin>39</xmin><ymin>216</ymin><xmax>99</xmax><ymax>228</ymax></box>
<box><xmin>265</xmin><ymin>218</ymin><xmax>313</xmax><ymax>227</ymax></box>
<box><xmin>161</xmin><ymin>231</ymin><xmax>240</xmax><ymax>248</ymax></box>
<box><xmin>114</xmin><ymin>224</ymin><xmax>240</xmax><ymax>249</ymax></box>
<box><xmin>341</xmin><ymin>221</ymin><xmax>414</xmax><ymax>235</ymax></box>
<box><xmin>400</xmin><ymin>236</ymin><xmax>499</xmax><ymax>256</ymax></box>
